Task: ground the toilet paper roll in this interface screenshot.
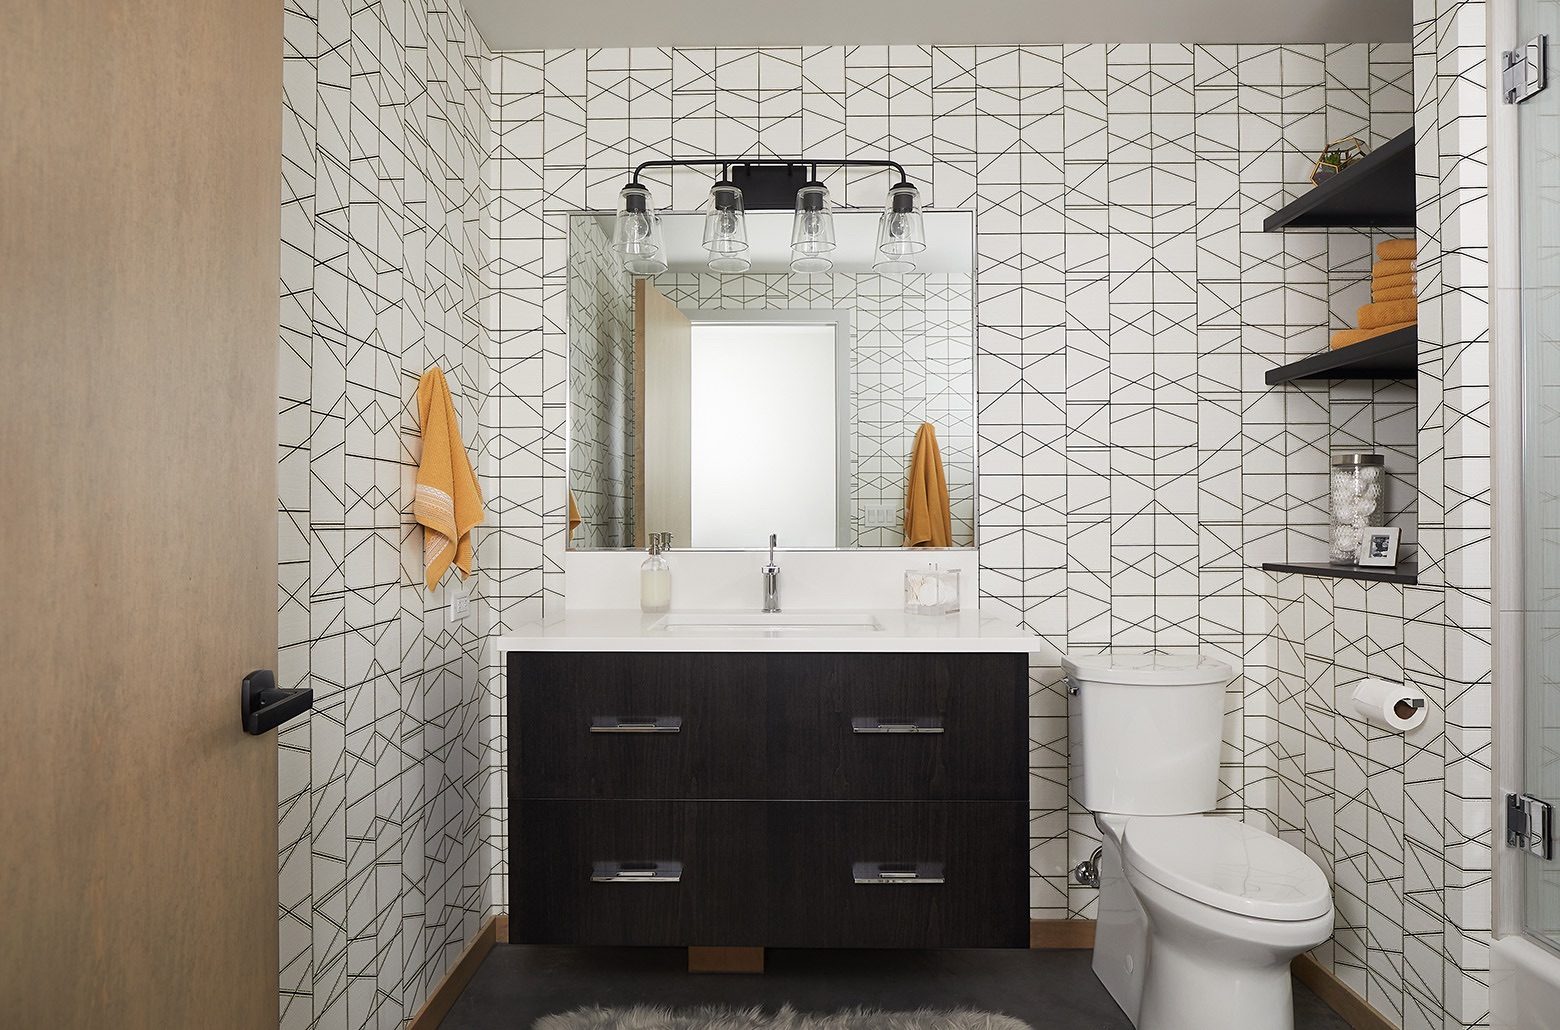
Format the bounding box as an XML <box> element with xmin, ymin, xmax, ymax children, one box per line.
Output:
<box><xmin>1349</xmin><ymin>677</ymin><xmax>1427</xmax><ymax>732</ymax></box>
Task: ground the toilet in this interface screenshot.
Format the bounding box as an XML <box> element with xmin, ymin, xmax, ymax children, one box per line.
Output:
<box><xmin>1064</xmin><ymin>651</ymin><xmax>1334</xmax><ymax>1030</ymax></box>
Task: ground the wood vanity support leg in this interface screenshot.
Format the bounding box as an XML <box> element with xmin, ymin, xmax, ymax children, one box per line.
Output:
<box><xmin>687</xmin><ymin>947</ymin><xmax>765</xmax><ymax>974</ymax></box>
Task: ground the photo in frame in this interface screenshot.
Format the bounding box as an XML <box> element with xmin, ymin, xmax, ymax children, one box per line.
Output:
<box><xmin>1357</xmin><ymin>526</ymin><xmax>1401</xmax><ymax>567</ymax></box>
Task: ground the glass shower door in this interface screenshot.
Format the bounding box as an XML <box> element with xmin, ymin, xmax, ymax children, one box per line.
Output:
<box><xmin>1518</xmin><ymin>0</ymin><xmax>1560</xmax><ymax>954</ymax></box>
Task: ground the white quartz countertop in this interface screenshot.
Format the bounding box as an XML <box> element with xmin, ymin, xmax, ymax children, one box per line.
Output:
<box><xmin>493</xmin><ymin>608</ymin><xmax>1049</xmax><ymax>653</ymax></box>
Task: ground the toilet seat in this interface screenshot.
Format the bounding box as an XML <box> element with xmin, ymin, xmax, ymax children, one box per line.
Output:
<box><xmin>1123</xmin><ymin>816</ymin><xmax>1331</xmax><ymax>922</ymax></box>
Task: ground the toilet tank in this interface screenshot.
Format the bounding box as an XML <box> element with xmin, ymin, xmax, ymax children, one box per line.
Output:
<box><xmin>1064</xmin><ymin>651</ymin><xmax>1233</xmax><ymax>816</ymax></box>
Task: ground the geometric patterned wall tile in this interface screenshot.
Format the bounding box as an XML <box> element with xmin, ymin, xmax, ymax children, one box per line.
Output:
<box><xmin>480</xmin><ymin>41</ymin><xmax>1459</xmax><ymax>942</ymax></box>
<box><xmin>278</xmin><ymin>1</ymin><xmax>496</xmax><ymax>1027</ymax></box>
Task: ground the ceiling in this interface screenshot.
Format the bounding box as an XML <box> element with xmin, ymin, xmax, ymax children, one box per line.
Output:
<box><xmin>465</xmin><ymin>0</ymin><xmax>1410</xmax><ymax>50</ymax></box>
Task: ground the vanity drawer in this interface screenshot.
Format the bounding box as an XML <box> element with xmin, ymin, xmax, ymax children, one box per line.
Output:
<box><xmin>513</xmin><ymin>800</ymin><xmax>767</xmax><ymax>946</ymax></box>
<box><xmin>766</xmin><ymin>801</ymin><xmax>1028</xmax><ymax>949</ymax></box>
<box><xmin>766</xmin><ymin>653</ymin><xmax>1027</xmax><ymax>801</ymax></box>
<box><xmin>513</xmin><ymin>652</ymin><xmax>767</xmax><ymax>799</ymax></box>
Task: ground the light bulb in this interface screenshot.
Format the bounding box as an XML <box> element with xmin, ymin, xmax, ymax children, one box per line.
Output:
<box><xmin>621</xmin><ymin>213</ymin><xmax>653</xmax><ymax>246</ymax></box>
<box><xmin>703</xmin><ymin>180</ymin><xmax>748</xmax><ymax>268</ymax></box>
<box><xmin>613</xmin><ymin>182</ymin><xmax>666</xmax><ymax>276</ymax></box>
<box><xmin>790</xmin><ymin>180</ymin><xmax>836</xmax><ymax>273</ymax></box>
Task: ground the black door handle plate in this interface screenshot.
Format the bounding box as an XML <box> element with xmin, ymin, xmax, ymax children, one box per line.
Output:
<box><xmin>241</xmin><ymin>669</ymin><xmax>312</xmax><ymax>735</ymax></box>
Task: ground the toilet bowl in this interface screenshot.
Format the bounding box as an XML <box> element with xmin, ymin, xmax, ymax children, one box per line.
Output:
<box><xmin>1124</xmin><ymin>815</ymin><xmax>1333</xmax><ymax>1030</ymax></box>
<box><xmin>1065</xmin><ymin>651</ymin><xmax>1335</xmax><ymax>1030</ymax></box>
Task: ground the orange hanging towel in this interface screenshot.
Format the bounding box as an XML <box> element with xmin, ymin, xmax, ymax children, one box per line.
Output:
<box><xmin>413</xmin><ymin>366</ymin><xmax>485</xmax><ymax>590</ymax></box>
<box><xmin>904</xmin><ymin>422</ymin><xmax>952</xmax><ymax>548</ymax></box>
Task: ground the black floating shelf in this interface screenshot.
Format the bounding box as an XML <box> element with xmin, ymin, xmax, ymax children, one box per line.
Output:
<box><xmin>1263</xmin><ymin>129</ymin><xmax>1415</xmax><ymax>231</ymax></box>
<box><xmin>1262</xmin><ymin>560</ymin><xmax>1418</xmax><ymax>585</ymax></box>
<box><xmin>1265</xmin><ymin>326</ymin><xmax>1417</xmax><ymax>385</ymax></box>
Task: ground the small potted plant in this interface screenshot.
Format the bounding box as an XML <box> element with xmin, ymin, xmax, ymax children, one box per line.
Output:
<box><xmin>1311</xmin><ymin>136</ymin><xmax>1367</xmax><ymax>185</ymax></box>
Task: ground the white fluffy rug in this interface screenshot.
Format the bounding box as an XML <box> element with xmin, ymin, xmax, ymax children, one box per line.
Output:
<box><xmin>534</xmin><ymin>1005</ymin><xmax>1032</xmax><ymax>1030</ymax></box>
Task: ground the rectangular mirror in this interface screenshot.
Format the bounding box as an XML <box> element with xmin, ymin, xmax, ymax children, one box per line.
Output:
<box><xmin>567</xmin><ymin>209</ymin><xmax>975</xmax><ymax>550</ymax></box>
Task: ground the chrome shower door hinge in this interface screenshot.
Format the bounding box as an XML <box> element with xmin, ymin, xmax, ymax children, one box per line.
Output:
<box><xmin>1507</xmin><ymin>793</ymin><xmax>1554</xmax><ymax>859</ymax></box>
<box><xmin>1504</xmin><ymin>36</ymin><xmax>1548</xmax><ymax>104</ymax></box>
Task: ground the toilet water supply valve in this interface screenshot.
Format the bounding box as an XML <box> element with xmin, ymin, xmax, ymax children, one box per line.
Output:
<box><xmin>1073</xmin><ymin>845</ymin><xmax>1104</xmax><ymax>888</ymax></box>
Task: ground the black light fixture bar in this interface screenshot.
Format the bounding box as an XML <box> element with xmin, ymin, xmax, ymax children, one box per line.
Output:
<box><xmin>627</xmin><ymin>157</ymin><xmax>912</xmax><ymax>210</ymax></box>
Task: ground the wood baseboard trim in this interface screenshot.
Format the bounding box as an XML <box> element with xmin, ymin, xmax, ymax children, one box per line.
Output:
<box><xmin>1291</xmin><ymin>954</ymin><xmax>1395</xmax><ymax>1030</ymax></box>
<box><xmin>1029</xmin><ymin>918</ymin><xmax>1096</xmax><ymax>949</ymax></box>
<box><xmin>688</xmin><ymin>946</ymin><xmax>766</xmax><ymax>973</ymax></box>
<box><xmin>406</xmin><ymin>914</ymin><xmax>500</xmax><ymax>1030</ymax></box>
<box><xmin>495</xmin><ymin>913</ymin><xmax>509</xmax><ymax>944</ymax></box>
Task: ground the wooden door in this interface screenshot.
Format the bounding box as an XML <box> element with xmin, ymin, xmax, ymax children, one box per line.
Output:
<box><xmin>0</xmin><ymin>1</ymin><xmax>283</xmax><ymax>1026</ymax></box>
<box><xmin>634</xmin><ymin>278</ymin><xmax>694</xmax><ymax>547</ymax></box>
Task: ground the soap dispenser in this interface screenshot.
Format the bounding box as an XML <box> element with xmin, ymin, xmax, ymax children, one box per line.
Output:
<box><xmin>640</xmin><ymin>532</ymin><xmax>672</xmax><ymax>613</ymax></box>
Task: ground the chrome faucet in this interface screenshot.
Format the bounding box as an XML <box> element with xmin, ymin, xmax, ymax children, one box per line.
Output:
<box><xmin>761</xmin><ymin>533</ymin><xmax>781</xmax><ymax>613</ymax></box>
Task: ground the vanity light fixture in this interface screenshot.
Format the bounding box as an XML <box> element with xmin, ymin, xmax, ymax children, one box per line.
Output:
<box><xmin>873</xmin><ymin>180</ymin><xmax>925</xmax><ymax>274</ymax></box>
<box><xmin>789</xmin><ymin>180</ymin><xmax>836</xmax><ymax>274</ymax></box>
<box><xmin>702</xmin><ymin>179</ymin><xmax>750</xmax><ymax>273</ymax></box>
<box><xmin>611</xmin><ymin>158</ymin><xmax>922</xmax><ymax>276</ymax></box>
<box><xmin>612</xmin><ymin>182</ymin><xmax>667</xmax><ymax>276</ymax></box>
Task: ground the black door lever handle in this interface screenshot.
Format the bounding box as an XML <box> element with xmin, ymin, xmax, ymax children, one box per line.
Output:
<box><xmin>241</xmin><ymin>669</ymin><xmax>312</xmax><ymax>735</ymax></box>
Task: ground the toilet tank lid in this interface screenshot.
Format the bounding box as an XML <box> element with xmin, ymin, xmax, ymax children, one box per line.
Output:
<box><xmin>1061</xmin><ymin>650</ymin><xmax>1233</xmax><ymax>686</ymax></box>
<box><xmin>1123</xmin><ymin>816</ymin><xmax>1333</xmax><ymax>922</ymax></box>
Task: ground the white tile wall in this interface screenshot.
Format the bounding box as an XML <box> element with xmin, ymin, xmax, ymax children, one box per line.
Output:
<box><xmin>277</xmin><ymin>1</ymin><xmax>494</xmax><ymax>1028</ymax></box>
<box><xmin>484</xmin><ymin>36</ymin><xmax>1421</xmax><ymax>936</ymax></box>
<box><xmin>1259</xmin><ymin>4</ymin><xmax>1493</xmax><ymax>1028</ymax></box>
<box><xmin>276</xmin><ymin>15</ymin><xmax>1493</xmax><ymax>1030</ymax></box>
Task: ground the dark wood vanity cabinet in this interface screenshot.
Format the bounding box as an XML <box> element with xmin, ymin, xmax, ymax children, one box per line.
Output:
<box><xmin>509</xmin><ymin>650</ymin><xmax>1029</xmax><ymax>949</ymax></box>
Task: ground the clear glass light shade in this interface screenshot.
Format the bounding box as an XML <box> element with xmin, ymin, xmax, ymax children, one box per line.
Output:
<box><xmin>702</xmin><ymin>182</ymin><xmax>748</xmax><ymax>256</ymax></box>
<box><xmin>875</xmin><ymin>182</ymin><xmax>927</xmax><ymax>267</ymax></box>
<box><xmin>790</xmin><ymin>182</ymin><xmax>836</xmax><ymax>274</ymax></box>
<box><xmin>707</xmin><ymin>253</ymin><xmax>751</xmax><ymax>273</ymax></box>
<box><xmin>613</xmin><ymin>183</ymin><xmax>667</xmax><ymax>276</ymax></box>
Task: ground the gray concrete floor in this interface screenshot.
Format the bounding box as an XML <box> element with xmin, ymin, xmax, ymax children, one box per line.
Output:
<box><xmin>441</xmin><ymin>946</ymin><xmax>1352</xmax><ymax>1030</ymax></box>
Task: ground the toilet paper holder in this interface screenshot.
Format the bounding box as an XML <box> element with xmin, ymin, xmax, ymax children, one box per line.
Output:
<box><xmin>1349</xmin><ymin>677</ymin><xmax>1428</xmax><ymax>732</ymax></box>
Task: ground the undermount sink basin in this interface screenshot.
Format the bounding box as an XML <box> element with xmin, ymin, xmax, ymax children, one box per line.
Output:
<box><xmin>651</xmin><ymin>612</ymin><xmax>885</xmax><ymax>634</ymax></box>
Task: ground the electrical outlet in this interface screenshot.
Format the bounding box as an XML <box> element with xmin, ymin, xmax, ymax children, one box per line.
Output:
<box><xmin>864</xmin><ymin>504</ymin><xmax>899</xmax><ymax>528</ymax></box>
<box><xmin>449</xmin><ymin>589</ymin><xmax>470</xmax><ymax>627</ymax></box>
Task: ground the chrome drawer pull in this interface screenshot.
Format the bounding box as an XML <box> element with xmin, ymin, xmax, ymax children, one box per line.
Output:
<box><xmin>591</xmin><ymin>860</ymin><xmax>683</xmax><ymax>883</ymax></box>
<box><xmin>590</xmin><ymin>716</ymin><xmax>683</xmax><ymax>734</ymax></box>
<box><xmin>852</xmin><ymin>861</ymin><xmax>945</xmax><ymax>885</ymax></box>
<box><xmin>851</xmin><ymin>717</ymin><xmax>944</xmax><ymax>734</ymax></box>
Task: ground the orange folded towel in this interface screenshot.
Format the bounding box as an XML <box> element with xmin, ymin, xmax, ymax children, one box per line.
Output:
<box><xmin>413</xmin><ymin>366</ymin><xmax>486</xmax><ymax>590</ymax></box>
<box><xmin>1372</xmin><ymin>258</ymin><xmax>1415</xmax><ymax>278</ymax></box>
<box><xmin>568</xmin><ymin>489</ymin><xmax>582</xmax><ymax>535</ymax></box>
<box><xmin>1331</xmin><ymin>319</ymin><xmax>1416</xmax><ymax>350</ymax></box>
<box><xmin>1359</xmin><ymin>298</ymin><xmax>1418</xmax><ymax>330</ymax></box>
<box><xmin>1372</xmin><ymin>271</ymin><xmax>1415</xmax><ymax>293</ymax></box>
<box><xmin>904</xmin><ymin>422</ymin><xmax>952</xmax><ymax>548</ymax></box>
<box><xmin>1376</xmin><ymin>238</ymin><xmax>1417</xmax><ymax>261</ymax></box>
<box><xmin>1371</xmin><ymin>284</ymin><xmax>1417</xmax><ymax>303</ymax></box>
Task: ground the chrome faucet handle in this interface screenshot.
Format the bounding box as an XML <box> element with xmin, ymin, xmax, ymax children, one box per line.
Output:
<box><xmin>761</xmin><ymin>533</ymin><xmax>781</xmax><ymax>613</ymax></box>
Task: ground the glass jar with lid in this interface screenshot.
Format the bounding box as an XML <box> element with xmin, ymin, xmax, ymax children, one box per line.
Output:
<box><xmin>1329</xmin><ymin>452</ymin><xmax>1387</xmax><ymax>565</ymax></box>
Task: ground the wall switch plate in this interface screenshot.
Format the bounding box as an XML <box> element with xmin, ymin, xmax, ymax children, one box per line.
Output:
<box><xmin>864</xmin><ymin>504</ymin><xmax>899</xmax><ymax>528</ymax></box>
<box><xmin>450</xmin><ymin>589</ymin><xmax>470</xmax><ymax>626</ymax></box>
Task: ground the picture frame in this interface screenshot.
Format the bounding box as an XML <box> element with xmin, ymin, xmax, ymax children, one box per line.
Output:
<box><xmin>1357</xmin><ymin>526</ymin><xmax>1401</xmax><ymax>567</ymax></box>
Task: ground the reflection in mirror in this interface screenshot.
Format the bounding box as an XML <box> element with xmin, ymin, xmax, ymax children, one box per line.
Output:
<box><xmin>567</xmin><ymin>210</ymin><xmax>975</xmax><ymax>550</ymax></box>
